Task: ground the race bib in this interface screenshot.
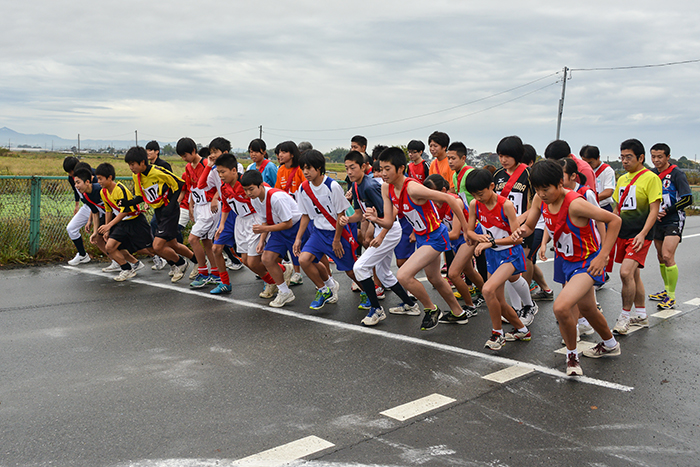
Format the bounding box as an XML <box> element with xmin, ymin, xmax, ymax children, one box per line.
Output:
<box><xmin>556</xmin><ymin>231</ymin><xmax>574</xmax><ymax>258</ymax></box>
<box><xmin>227</xmin><ymin>198</ymin><xmax>252</xmax><ymax>217</ymax></box>
<box><xmin>507</xmin><ymin>192</ymin><xmax>524</xmax><ymax>215</ymax></box>
<box><xmin>618</xmin><ymin>185</ymin><xmax>638</xmax><ymax>211</ymax></box>
<box><xmin>143</xmin><ymin>183</ymin><xmax>160</xmax><ymax>203</ymax></box>
<box><xmin>190</xmin><ymin>187</ymin><xmax>208</xmax><ymax>206</ymax></box>
<box><xmin>404</xmin><ymin>209</ymin><xmax>426</xmax><ymax>232</ymax></box>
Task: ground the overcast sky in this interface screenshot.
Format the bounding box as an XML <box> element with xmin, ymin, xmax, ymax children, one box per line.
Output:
<box><xmin>3</xmin><ymin>0</ymin><xmax>700</xmax><ymax>158</ymax></box>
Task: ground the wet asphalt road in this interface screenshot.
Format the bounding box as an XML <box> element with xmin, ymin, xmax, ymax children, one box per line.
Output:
<box><xmin>1</xmin><ymin>218</ymin><xmax>699</xmax><ymax>467</ymax></box>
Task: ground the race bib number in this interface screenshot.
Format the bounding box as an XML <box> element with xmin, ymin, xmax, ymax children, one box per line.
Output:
<box><xmin>191</xmin><ymin>187</ymin><xmax>208</xmax><ymax>206</ymax></box>
<box><xmin>404</xmin><ymin>210</ymin><xmax>426</xmax><ymax>232</ymax></box>
<box><xmin>556</xmin><ymin>231</ymin><xmax>574</xmax><ymax>258</ymax></box>
<box><xmin>228</xmin><ymin>198</ymin><xmax>252</xmax><ymax>216</ymax></box>
<box><xmin>143</xmin><ymin>184</ymin><xmax>160</xmax><ymax>203</ymax></box>
<box><xmin>618</xmin><ymin>185</ymin><xmax>638</xmax><ymax>211</ymax></box>
<box><xmin>507</xmin><ymin>192</ymin><xmax>524</xmax><ymax>215</ymax></box>
<box><xmin>442</xmin><ymin>217</ymin><xmax>453</xmax><ymax>231</ymax></box>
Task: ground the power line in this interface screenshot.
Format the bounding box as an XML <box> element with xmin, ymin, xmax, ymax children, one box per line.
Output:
<box><xmin>571</xmin><ymin>58</ymin><xmax>700</xmax><ymax>72</ymax></box>
<box><xmin>267</xmin><ymin>71</ymin><xmax>560</xmax><ymax>133</ymax></box>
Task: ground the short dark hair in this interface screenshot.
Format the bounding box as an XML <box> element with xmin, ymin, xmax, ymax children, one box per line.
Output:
<box><xmin>544</xmin><ymin>140</ymin><xmax>571</xmax><ymax>160</ymax></box>
<box><xmin>496</xmin><ymin>136</ymin><xmax>524</xmax><ymax>163</ymax></box>
<box><xmin>579</xmin><ymin>145</ymin><xmax>590</xmax><ymax>158</ymax></box>
<box><xmin>377</xmin><ymin>146</ymin><xmax>408</xmax><ymax>172</ymax></box>
<box><xmin>209</xmin><ymin>137</ymin><xmax>231</xmax><ymax>153</ymax></box>
<box><xmin>344</xmin><ymin>150</ymin><xmax>366</xmax><ymax>167</ymax></box>
<box><xmin>73</xmin><ymin>168</ymin><xmax>93</xmax><ymax>183</ymax></box>
<box><xmin>145</xmin><ymin>140</ymin><xmax>160</xmax><ymax>152</ymax></box>
<box><xmin>275</xmin><ymin>141</ymin><xmax>301</xmax><ymax>167</ymax></box>
<box><xmin>216</xmin><ymin>153</ymin><xmax>239</xmax><ymax>170</ymax></box>
<box><xmin>424</xmin><ymin>174</ymin><xmax>449</xmax><ymax>191</ymax></box>
<box><xmin>298</xmin><ymin>141</ymin><xmax>313</xmax><ymax>152</ymax></box>
<box><xmin>299</xmin><ymin>149</ymin><xmax>326</xmax><ymax>174</ymax></box>
<box><xmin>428</xmin><ymin>131</ymin><xmax>449</xmax><ymax>149</ymax></box>
<box><xmin>371</xmin><ymin>144</ymin><xmax>388</xmax><ymax>162</ymax></box>
<box><xmin>557</xmin><ymin>158</ymin><xmax>587</xmax><ymax>186</ymax></box>
<box><xmin>351</xmin><ymin>135</ymin><xmax>368</xmax><ymax>148</ymax></box>
<box><xmin>407</xmin><ymin>140</ymin><xmax>425</xmax><ymax>153</ymax></box>
<box><xmin>248</xmin><ymin>138</ymin><xmax>267</xmax><ymax>155</ymax></box>
<box><xmin>582</xmin><ymin>145</ymin><xmax>600</xmax><ymax>160</ymax></box>
<box><xmin>530</xmin><ymin>159</ymin><xmax>564</xmax><ymax>189</ymax></box>
<box><xmin>199</xmin><ymin>147</ymin><xmax>210</xmax><ymax>159</ymax></box>
<box><xmin>620</xmin><ymin>138</ymin><xmax>645</xmax><ymax>158</ymax></box>
<box><xmin>63</xmin><ymin>156</ymin><xmax>79</xmax><ymax>173</ymax></box>
<box><xmin>95</xmin><ymin>163</ymin><xmax>115</xmax><ymax>180</ymax></box>
<box><xmin>522</xmin><ymin>144</ymin><xmax>537</xmax><ymax>165</ymax></box>
<box><xmin>176</xmin><ymin>137</ymin><xmax>197</xmax><ymax>156</ymax></box>
<box><xmin>240</xmin><ymin>169</ymin><xmax>263</xmax><ymax>187</ymax></box>
<box><xmin>447</xmin><ymin>141</ymin><xmax>467</xmax><ymax>158</ymax></box>
<box><xmin>651</xmin><ymin>143</ymin><xmax>671</xmax><ymax>157</ymax></box>
<box><xmin>125</xmin><ymin>147</ymin><xmax>148</xmax><ymax>164</ymax></box>
<box><xmin>74</xmin><ymin>162</ymin><xmax>92</xmax><ymax>173</ymax></box>
<box><xmin>465</xmin><ymin>168</ymin><xmax>494</xmax><ymax>194</ymax></box>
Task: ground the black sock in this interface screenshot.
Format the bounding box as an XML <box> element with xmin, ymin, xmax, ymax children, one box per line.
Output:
<box><xmin>175</xmin><ymin>256</ymin><xmax>186</xmax><ymax>266</ymax></box>
<box><xmin>166</xmin><ymin>259</ymin><xmax>175</xmax><ymax>266</ymax></box>
<box><xmin>389</xmin><ymin>283</ymin><xmax>415</xmax><ymax>306</ymax></box>
<box><xmin>359</xmin><ymin>277</ymin><xmax>381</xmax><ymax>309</ymax></box>
<box><xmin>72</xmin><ymin>237</ymin><xmax>86</xmax><ymax>256</ymax></box>
<box><xmin>120</xmin><ymin>262</ymin><xmax>132</xmax><ymax>271</ymax></box>
<box><xmin>475</xmin><ymin>254</ymin><xmax>488</xmax><ymax>284</ymax></box>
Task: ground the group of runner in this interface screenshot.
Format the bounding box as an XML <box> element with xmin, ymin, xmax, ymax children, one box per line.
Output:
<box><xmin>62</xmin><ymin>132</ymin><xmax>691</xmax><ymax>377</ymax></box>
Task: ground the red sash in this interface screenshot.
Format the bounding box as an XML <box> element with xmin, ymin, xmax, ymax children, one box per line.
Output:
<box><xmin>455</xmin><ymin>165</ymin><xmax>473</xmax><ymax>191</ymax></box>
<box><xmin>101</xmin><ymin>184</ymin><xmax>142</xmax><ymax>217</ymax></box>
<box><xmin>264</xmin><ymin>188</ymin><xmax>284</xmax><ymax>225</ymax></box>
<box><xmin>257</xmin><ymin>159</ymin><xmax>270</xmax><ymax>173</ymax></box>
<box><xmin>553</xmin><ymin>190</ymin><xmax>583</xmax><ymax>243</ymax></box>
<box><xmin>594</xmin><ymin>163</ymin><xmax>611</xmax><ymax>178</ymax></box>
<box><xmin>657</xmin><ymin>164</ymin><xmax>677</xmax><ymax>180</ymax></box>
<box><xmin>616</xmin><ymin>169</ymin><xmax>649</xmax><ymax>215</ymax></box>
<box><xmin>301</xmin><ymin>180</ymin><xmax>358</xmax><ymax>260</ymax></box>
<box><xmin>499</xmin><ymin>163</ymin><xmax>527</xmax><ymax>199</ymax></box>
<box><xmin>283</xmin><ymin>167</ymin><xmax>299</xmax><ymax>193</ymax></box>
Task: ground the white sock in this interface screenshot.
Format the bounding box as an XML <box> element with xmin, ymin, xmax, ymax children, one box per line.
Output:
<box><xmin>324</xmin><ymin>277</ymin><xmax>335</xmax><ymax>289</ymax></box>
<box><xmin>511</xmin><ymin>277</ymin><xmax>534</xmax><ymax>307</ymax></box>
<box><xmin>603</xmin><ymin>337</ymin><xmax>617</xmax><ymax>348</ymax></box>
<box><xmin>635</xmin><ymin>306</ymin><xmax>647</xmax><ymax>318</ymax></box>
<box><xmin>505</xmin><ymin>281</ymin><xmax>522</xmax><ymax>309</ymax></box>
<box><xmin>567</xmin><ymin>349</ymin><xmax>578</xmax><ymax>358</ymax></box>
<box><xmin>492</xmin><ymin>328</ymin><xmax>504</xmax><ymax>336</ymax></box>
<box><xmin>278</xmin><ymin>283</ymin><xmax>291</xmax><ymax>294</ymax></box>
<box><xmin>578</xmin><ymin>317</ymin><xmax>590</xmax><ymax>326</ymax></box>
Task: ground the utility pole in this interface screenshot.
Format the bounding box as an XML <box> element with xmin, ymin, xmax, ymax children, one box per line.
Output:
<box><xmin>135</xmin><ymin>130</ymin><xmax>138</xmax><ymax>146</ymax></box>
<box><xmin>78</xmin><ymin>134</ymin><xmax>80</xmax><ymax>154</ymax></box>
<box><xmin>259</xmin><ymin>125</ymin><xmax>263</xmax><ymax>139</ymax></box>
<box><xmin>556</xmin><ymin>66</ymin><xmax>569</xmax><ymax>140</ymax></box>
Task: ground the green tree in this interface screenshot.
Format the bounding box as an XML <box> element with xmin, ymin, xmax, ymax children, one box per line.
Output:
<box><xmin>325</xmin><ymin>147</ymin><xmax>349</xmax><ymax>162</ymax></box>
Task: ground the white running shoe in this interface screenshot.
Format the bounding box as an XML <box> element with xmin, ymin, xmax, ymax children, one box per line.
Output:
<box><xmin>171</xmin><ymin>260</ymin><xmax>190</xmax><ymax>283</ymax></box>
<box><xmin>290</xmin><ymin>272</ymin><xmax>304</xmax><ymax>286</ymax></box>
<box><xmin>68</xmin><ymin>253</ymin><xmax>90</xmax><ymax>266</ymax></box>
<box><xmin>102</xmin><ymin>260</ymin><xmax>121</xmax><ymax>272</ymax></box>
<box><xmin>282</xmin><ymin>263</ymin><xmax>294</xmax><ymax>286</ymax></box>
<box><xmin>612</xmin><ymin>314</ymin><xmax>631</xmax><ymax>335</ymax></box>
<box><xmin>189</xmin><ymin>264</ymin><xmax>201</xmax><ymax>280</ymax></box>
<box><xmin>114</xmin><ymin>268</ymin><xmax>137</xmax><ymax>282</ymax></box>
<box><xmin>259</xmin><ymin>283</ymin><xmax>278</xmax><ymax>299</ymax></box>
<box><xmin>327</xmin><ymin>278</ymin><xmax>340</xmax><ymax>304</ymax></box>
<box><xmin>168</xmin><ymin>264</ymin><xmax>177</xmax><ymax>277</ymax></box>
<box><xmin>578</xmin><ymin>322</ymin><xmax>595</xmax><ymax>336</ymax></box>
<box><xmin>388</xmin><ymin>302</ymin><xmax>422</xmax><ymax>315</ymax></box>
<box><xmin>151</xmin><ymin>255</ymin><xmax>167</xmax><ymax>271</ymax></box>
<box><xmin>270</xmin><ymin>290</ymin><xmax>295</xmax><ymax>308</ymax></box>
<box><xmin>131</xmin><ymin>261</ymin><xmax>145</xmax><ymax>272</ymax></box>
<box><xmin>361</xmin><ymin>307</ymin><xmax>386</xmax><ymax>326</ymax></box>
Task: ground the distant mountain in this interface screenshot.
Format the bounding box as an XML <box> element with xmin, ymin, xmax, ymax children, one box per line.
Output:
<box><xmin>0</xmin><ymin>127</ymin><xmax>142</xmax><ymax>150</ymax></box>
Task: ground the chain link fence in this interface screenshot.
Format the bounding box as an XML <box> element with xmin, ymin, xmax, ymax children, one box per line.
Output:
<box><xmin>0</xmin><ymin>176</ymin><xmax>139</xmax><ymax>264</ymax></box>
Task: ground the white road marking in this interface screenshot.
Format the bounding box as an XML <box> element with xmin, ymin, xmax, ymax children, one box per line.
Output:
<box><xmin>234</xmin><ymin>435</ymin><xmax>334</xmax><ymax>466</ymax></box>
<box><xmin>62</xmin><ymin>266</ymin><xmax>634</xmax><ymax>392</ymax></box>
<box><xmin>380</xmin><ymin>393</ymin><xmax>456</xmax><ymax>421</ymax></box>
<box><xmin>482</xmin><ymin>365</ymin><xmax>534</xmax><ymax>383</ymax></box>
<box><xmin>684</xmin><ymin>297</ymin><xmax>700</xmax><ymax>306</ymax></box>
<box><xmin>554</xmin><ymin>340</ymin><xmax>598</xmax><ymax>355</ymax></box>
<box><xmin>682</xmin><ymin>232</ymin><xmax>700</xmax><ymax>239</ymax></box>
<box><xmin>652</xmin><ymin>309</ymin><xmax>682</xmax><ymax>319</ymax></box>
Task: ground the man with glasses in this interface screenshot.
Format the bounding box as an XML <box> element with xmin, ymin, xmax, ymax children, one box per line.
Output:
<box><xmin>610</xmin><ymin>139</ymin><xmax>662</xmax><ymax>336</ymax></box>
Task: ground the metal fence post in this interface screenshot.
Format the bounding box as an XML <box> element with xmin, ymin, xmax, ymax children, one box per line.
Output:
<box><xmin>29</xmin><ymin>176</ymin><xmax>41</xmax><ymax>255</ymax></box>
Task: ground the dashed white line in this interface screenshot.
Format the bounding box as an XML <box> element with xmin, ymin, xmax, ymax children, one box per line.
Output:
<box><xmin>652</xmin><ymin>309</ymin><xmax>682</xmax><ymax>319</ymax></box>
<box><xmin>554</xmin><ymin>341</ymin><xmax>597</xmax><ymax>355</ymax></box>
<box><xmin>234</xmin><ymin>435</ymin><xmax>334</xmax><ymax>466</ymax></box>
<box><xmin>62</xmin><ymin>266</ymin><xmax>634</xmax><ymax>392</ymax></box>
<box><xmin>482</xmin><ymin>365</ymin><xmax>534</xmax><ymax>383</ymax></box>
<box><xmin>684</xmin><ymin>297</ymin><xmax>700</xmax><ymax>306</ymax></box>
<box><xmin>380</xmin><ymin>393</ymin><xmax>456</xmax><ymax>421</ymax></box>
